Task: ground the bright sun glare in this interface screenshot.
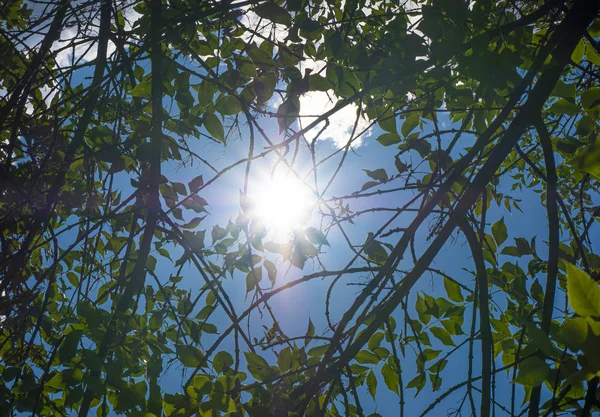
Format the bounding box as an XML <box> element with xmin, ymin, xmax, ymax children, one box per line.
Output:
<box><xmin>250</xmin><ymin>174</ymin><xmax>313</xmax><ymax>233</ymax></box>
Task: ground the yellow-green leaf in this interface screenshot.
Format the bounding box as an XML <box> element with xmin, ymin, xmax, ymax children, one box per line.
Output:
<box><xmin>443</xmin><ymin>277</ymin><xmax>463</xmax><ymax>302</ymax></box>
<box><xmin>491</xmin><ymin>217</ymin><xmax>508</xmax><ymax>246</ymax></box>
<box><xmin>560</xmin><ymin>317</ymin><xmax>589</xmax><ymax>347</ymax></box>
<box><xmin>567</xmin><ymin>263</ymin><xmax>600</xmax><ymax>317</ymax></box>
<box><xmin>204</xmin><ymin>113</ymin><xmax>225</xmax><ymax>142</ymax></box>
<box><xmin>514</xmin><ymin>357</ymin><xmax>550</xmax><ymax>387</ymax></box>
<box><xmin>366</xmin><ymin>369</ymin><xmax>377</xmax><ymax>399</ymax></box>
<box><xmin>570</xmin><ymin>138</ymin><xmax>600</xmax><ymax>179</ymax></box>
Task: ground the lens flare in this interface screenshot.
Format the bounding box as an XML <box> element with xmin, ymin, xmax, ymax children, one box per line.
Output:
<box><xmin>250</xmin><ymin>174</ymin><xmax>313</xmax><ymax>233</ymax></box>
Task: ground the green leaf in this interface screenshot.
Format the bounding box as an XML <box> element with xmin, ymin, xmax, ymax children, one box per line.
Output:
<box><xmin>188</xmin><ymin>175</ymin><xmax>204</xmax><ymax>193</ymax></box>
<box><xmin>587</xmin><ymin>316</ymin><xmax>600</xmax><ymax>336</ymax></box>
<box><xmin>430</xmin><ymin>326</ymin><xmax>455</xmax><ymax>346</ymax></box>
<box><xmin>129</xmin><ymin>81</ymin><xmax>152</xmax><ymax>99</ymax></box>
<box><xmin>416</xmin><ymin>294</ymin><xmax>432</xmax><ymax>325</ymax></box>
<box><xmin>441</xmin><ymin>319</ymin><xmax>463</xmax><ymax>336</ymax></box>
<box><xmin>305</xmin><ymin>318</ymin><xmax>315</xmax><ymax>346</ymax></box>
<box><xmin>576</xmin><ymin>116</ymin><xmax>596</xmax><ymax>136</ymax></box>
<box><xmin>308</xmin><ymin>345</ymin><xmax>328</xmax><ymax>359</ymax></box>
<box><xmin>236</xmin><ymin>56</ymin><xmax>257</xmax><ymax>77</ymax></box>
<box><xmin>381</xmin><ymin>363</ymin><xmax>399</xmax><ymax>394</ymax></box>
<box><xmin>204</xmin><ymin>113</ymin><xmax>225</xmax><ymax>142</ymax></box>
<box><xmin>527</xmin><ymin>323</ymin><xmax>560</xmax><ymax>358</ymax></box>
<box><xmin>363</xmin><ymin>234</ymin><xmax>389</xmax><ymax>264</ymax></box>
<box><xmin>193</xmin><ymin>375</ymin><xmax>211</xmax><ymax>393</ymax></box>
<box><xmin>515</xmin><ymin>237</ymin><xmax>531</xmax><ymax>255</ymax></box>
<box><xmin>590</xmin><ymin>19</ymin><xmax>600</xmax><ymax>37</ymax></box>
<box><xmin>514</xmin><ymin>357</ymin><xmax>550</xmax><ymax>387</ymax></box>
<box><xmin>428</xmin><ymin>358</ymin><xmax>448</xmax><ymax>373</ymax></box>
<box><xmin>443</xmin><ymin>277</ymin><xmax>463</xmax><ymax>302</ymax></box>
<box><xmin>567</xmin><ymin>263</ymin><xmax>600</xmax><ymax>317</ymax></box>
<box><xmin>571</xmin><ymin>39</ymin><xmax>585</xmax><ymax>62</ymax></box>
<box><xmin>551</xmin><ymin>81</ymin><xmax>576</xmax><ymax>100</ymax></box>
<box><xmin>308</xmin><ymin>74</ymin><xmax>332</xmax><ymax>91</ymax></box>
<box><xmin>585</xmin><ymin>39</ymin><xmax>600</xmax><ymax>65</ymax></box>
<box><xmin>2</xmin><ymin>367</ymin><xmax>19</xmax><ymax>382</ymax></box>
<box><xmin>366</xmin><ymin>370</ymin><xmax>377</xmax><ymax>399</ymax></box>
<box><xmin>491</xmin><ymin>217</ymin><xmax>508</xmax><ymax>246</ymax></box>
<box><xmin>548</xmin><ymin>99</ymin><xmax>579</xmax><ymax>117</ymax></box>
<box><xmin>264</xmin><ymin>259</ymin><xmax>277</xmax><ymax>286</ymax></box>
<box><xmin>570</xmin><ymin>138</ymin><xmax>600</xmax><ymax>179</ymax></box>
<box><xmin>377</xmin><ymin>132</ymin><xmax>401</xmax><ymax>146</ymax></box>
<box><xmin>368</xmin><ymin>332</ymin><xmax>384</xmax><ymax>351</ymax></box>
<box><xmin>355</xmin><ymin>350</ymin><xmax>381</xmax><ymax>365</ymax></box>
<box><xmin>373</xmin><ymin>346</ymin><xmax>390</xmax><ymax>359</ymax></box>
<box><xmin>581</xmin><ymin>87</ymin><xmax>600</xmax><ymax>110</ymax></box>
<box><xmin>363</xmin><ymin>168</ymin><xmax>388</xmax><ymax>183</ymax></box>
<box><xmin>195</xmin><ymin>81</ymin><xmax>216</xmax><ymax>107</ymax></box>
<box><xmin>253</xmin><ymin>2</ymin><xmax>292</xmax><ymax>27</ymax></box>
<box><xmin>406</xmin><ymin>372</ymin><xmax>426</xmax><ymax>394</ymax></box>
<box><xmin>361</xmin><ymin>180</ymin><xmax>380</xmax><ymax>191</ymax></box>
<box><xmin>500</xmin><ymin>246</ymin><xmax>521</xmax><ymax>257</ymax></box>
<box><xmin>246</xmin><ymin>267</ymin><xmax>262</xmax><ymax>293</ymax></box>
<box><xmin>215</xmin><ymin>95</ymin><xmax>242</xmax><ymax>116</ymax></box>
<box><xmin>277</xmin><ymin>347</ymin><xmax>293</xmax><ymax>372</ymax></box>
<box><xmin>395</xmin><ymin>157</ymin><xmax>408</xmax><ymax>173</ymax></box>
<box><xmin>46</xmin><ymin>372</ymin><xmax>67</xmax><ymax>390</ymax></box>
<box><xmin>213</xmin><ymin>351</ymin><xmax>234</xmax><ymax>373</ymax></box>
<box><xmin>490</xmin><ymin>318</ymin><xmax>511</xmax><ymax>336</ymax></box>
<box><xmin>244</xmin><ymin>352</ymin><xmax>277</xmax><ymax>381</ymax></box>
<box><xmin>90</xmin><ymin>125</ymin><xmax>113</xmax><ymax>146</ymax></box>
<box><xmin>421</xmin><ymin>349</ymin><xmax>442</xmax><ymax>362</ymax></box>
<box><xmin>560</xmin><ymin>317</ymin><xmax>589</xmax><ymax>348</ymax></box>
<box><xmin>59</xmin><ymin>331</ymin><xmax>82</xmax><ymax>364</ymax></box>
<box><xmin>379</xmin><ymin>114</ymin><xmax>397</xmax><ymax>133</ymax></box>
<box><xmin>277</xmin><ymin>97</ymin><xmax>300</xmax><ymax>133</ymax></box>
<box><xmin>401</xmin><ymin>113</ymin><xmax>420</xmax><ymax>137</ymax></box>
<box><xmin>306</xmin><ymin>227</ymin><xmax>329</xmax><ymax>246</ymax></box>
<box><xmin>171</xmin><ymin>182</ymin><xmax>187</xmax><ymax>195</ymax></box>
<box><xmin>177</xmin><ymin>344</ymin><xmax>204</xmax><ymax>368</ymax></box>
<box><xmin>245</xmin><ymin>351</ymin><xmax>270</xmax><ymax>369</ymax></box>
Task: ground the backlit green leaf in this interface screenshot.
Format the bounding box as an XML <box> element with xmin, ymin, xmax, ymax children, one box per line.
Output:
<box><xmin>366</xmin><ymin>370</ymin><xmax>377</xmax><ymax>399</ymax></box>
<box><xmin>253</xmin><ymin>2</ymin><xmax>292</xmax><ymax>26</ymax></box>
<box><xmin>443</xmin><ymin>277</ymin><xmax>463</xmax><ymax>302</ymax></box>
<box><xmin>355</xmin><ymin>350</ymin><xmax>381</xmax><ymax>365</ymax></box>
<box><xmin>401</xmin><ymin>114</ymin><xmax>419</xmax><ymax>137</ymax></box>
<box><xmin>492</xmin><ymin>217</ymin><xmax>508</xmax><ymax>246</ymax></box>
<box><xmin>514</xmin><ymin>357</ymin><xmax>550</xmax><ymax>387</ymax></box>
<box><xmin>177</xmin><ymin>344</ymin><xmax>205</xmax><ymax>368</ymax></box>
<box><xmin>377</xmin><ymin>132</ymin><xmax>401</xmax><ymax>146</ymax></box>
<box><xmin>567</xmin><ymin>263</ymin><xmax>600</xmax><ymax>317</ymax></box>
<box><xmin>204</xmin><ymin>113</ymin><xmax>225</xmax><ymax>142</ymax></box>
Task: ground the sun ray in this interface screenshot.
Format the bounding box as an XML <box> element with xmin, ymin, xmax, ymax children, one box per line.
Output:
<box><xmin>249</xmin><ymin>173</ymin><xmax>314</xmax><ymax>234</ymax></box>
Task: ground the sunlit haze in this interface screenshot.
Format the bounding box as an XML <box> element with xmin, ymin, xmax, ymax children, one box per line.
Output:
<box><xmin>250</xmin><ymin>174</ymin><xmax>314</xmax><ymax>233</ymax></box>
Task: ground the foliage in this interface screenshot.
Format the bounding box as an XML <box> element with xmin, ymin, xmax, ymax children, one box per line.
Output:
<box><xmin>1</xmin><ymin>0</ymin><xmax>600</xmax><ymax>416</ymax></box>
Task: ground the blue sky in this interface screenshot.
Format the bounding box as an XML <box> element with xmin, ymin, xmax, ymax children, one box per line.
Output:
<box><xmin>147</xmin><ymin>101</ymin><xmax>593</xmax><ymax>415</ymax></box>
<box><xmin>13</xmin><ymin>3</ymin><xmax>600</xmax><ymax>415</ymax></box>
<box><xmin>38</xmin><ymin>59</ymin><xmax>596</xmax><ymax>412</ymax></box>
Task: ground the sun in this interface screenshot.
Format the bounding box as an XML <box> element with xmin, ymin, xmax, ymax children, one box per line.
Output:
<box><xmin>250</xmin><ymin>174</ymin><xmax>314</xmax><ymax>234</ymax></box>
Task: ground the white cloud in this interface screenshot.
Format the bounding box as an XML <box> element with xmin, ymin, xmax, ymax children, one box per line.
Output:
<box><xmin>301</xmin><ymin>58</ymin><xmax>326</xmax><ymax>74</ymax></box>
<box><xmin>39</xmin><ymin>83</ymin><xmax>58</xmax><ymax>109</ymax></box>
<box><xmin>239</xmin><ymin>9</ymin><xmax>289</xmax><ymax>45</ymax></box>
<box><xmin>298</xmin><ymin>90</ymin><xmax>371</xmax><ymax>149</ymax></box>
<box><xmin>50</xmin><ymin>3</ymin><xmax>142</xmax><ymax>69</ymax></box>
<box><xmin>267</xmin><ymin>93</ymin><xmax>283</xmax><ymax>110</ymax></box>
<box><xmin>266</xmin><ymin>59</ymin><xmax>371</xmax><ymax>149</ymax></box>
<box><xmin>123</xmin><ymin>7</ymin><xmax>142</xmax><ymax>31</ymax></box>
<box><xmin>296</xmin><ymin>59</ymin><xmax>370</xmax><ymax>148</ymax></box>
<box><xmin>52</xmin><ymin>26</ymin><xmax>117</xmax><ymax>69</ymax></box>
